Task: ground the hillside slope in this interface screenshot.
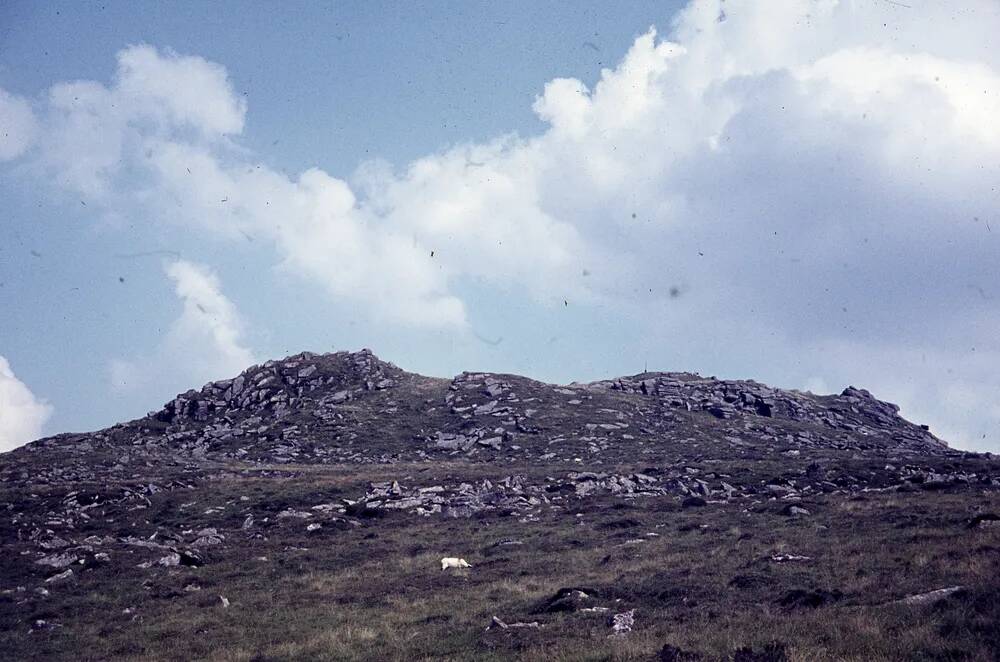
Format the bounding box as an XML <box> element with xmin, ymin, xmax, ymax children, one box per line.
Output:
<box><xmin>2</xmin><ymin>350</ymin><xmax>998</xmax><ymax>661</ymax></box>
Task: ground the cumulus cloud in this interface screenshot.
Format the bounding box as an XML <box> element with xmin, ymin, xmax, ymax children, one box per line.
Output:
<box><xmin>4</xmin><ymin>2</ymin><xmax>1000</xmax><ymax>449</ymax></box>
<box><xmin>113</xmin><ymin>44</ymin><xmax>246</xmax><ymax>136</ymax></box>
<box><xmin>163</xmin><ymin>259</ymin><xmax>256</xmax><ymax>375</ymax></box>
<box><xmin>111</xmin><ymin>260</ymin><xmax>256</xmax><ymax>397</ymax></box>
<box><xmin>0</xmin><ymin>356</ymin><xmax>52</xmax><ymax>452</ymax></box>
<box><xmin>24</xmin><ymin>45</ymin><xmax>244</xmax><ymax>200</ymax></box>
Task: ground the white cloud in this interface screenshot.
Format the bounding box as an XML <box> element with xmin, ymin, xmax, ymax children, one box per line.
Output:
<box><xmin>164</xmin><ymin>259</ymin><xmax>256</xmax><ymax>375</ymax></box>
<box><xmin>111</xmin><ymin>260</ymin><xmax>255</xmax><ymax>396</ymax></box>
<box><xmin>113</xmin><ymin>44</ymin><xmax>245</xmax><ymax>136</ymax></box>
<box><xmin>0</xmin><ymin>356</ymin><xmax>52</xmax><ymax>452</ymax></box>
<box><xmin>32</xmin><ymin>44</ymin><xmax>245</xmax><ymax>200</ymax></box>
<box><xmin>5</xmin><ymin>2</ymin><xmax>1000</xmax><ymax>449</ymax></box>
<box><xmin>795</xmin><ymin>338</ymin><xmax>1000</xmax><ymax>454</ymax></box>
<box><xmin>0</xmin><ymin>89</ymin><xmax>38</xmax><ymax>161</ymax></box>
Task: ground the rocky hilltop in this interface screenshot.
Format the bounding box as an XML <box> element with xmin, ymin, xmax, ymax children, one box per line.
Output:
<box><xmin>2</xmin><ymin>350</ymin><xmax>998</xmax><ymax>661</ymax></box>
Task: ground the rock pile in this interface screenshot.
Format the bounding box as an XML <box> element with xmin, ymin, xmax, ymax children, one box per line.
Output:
<box><xmin>157</xmin><ymin>349</ymin><xmax>398</xmax><ymax>426</ymax></box>
<box><xmin>608</xmin><ymin>374</ymin><xmax>944</xmax><ymax>451</ymax></box>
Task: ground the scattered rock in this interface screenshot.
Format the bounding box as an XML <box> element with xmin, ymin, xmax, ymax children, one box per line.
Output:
<box><xmin>0</xmin><ymin>347</ymin><xmax>992</xmax><ymax>660</ymax></box>
<box><xmin>191</xmin><ymin>528</ymin><xmax>224</xmax><ymax>547</ymax></box>
<box><xmin>488</xmin><ymin>616</ymin><xmax>541</xmax><ymax>630</ymax></box>
<box><xmin>782</xmin><ymin>505</ymin><xmax>811</xmax><ymax>517</ymax></box>
<box><xmin>608</xmin><ymin>608</ymin><xmax>635</xmax><ymax>635</ymax></box>
<box><xmin>44</xmin><ymin>569</ymin><xmax>74</xmax><ymax>583</ymax></box>
<box><xmin>35</xmin><ymin>552</ymin><xmax>77</xmax><ymax>569</ymax></box>
<box><xmin>897</xmin><ymin>586</ymin><xmax>964</xmax><ymax>606</ymax></box>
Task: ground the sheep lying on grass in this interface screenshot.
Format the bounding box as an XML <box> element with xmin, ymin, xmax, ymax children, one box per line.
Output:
<box><xmin>441</xmin><ymin>557</ymin><xmax>471</xmax><ymax>570</ymax></box>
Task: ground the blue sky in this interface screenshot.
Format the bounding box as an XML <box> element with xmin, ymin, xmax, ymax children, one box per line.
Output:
<box><xmin>2</xmin><ymin>0</ymin><xmax>1000</xmax><ymax>453</ymax></box>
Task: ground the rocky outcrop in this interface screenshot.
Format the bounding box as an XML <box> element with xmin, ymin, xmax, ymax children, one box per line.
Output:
<box><xmin>607</xmin><ymin>374</ymin><xmax>943</xmax><ymax>451</ymax></box>
<box><xmin>2</xmin><ymin>347</ymin><xmax>994</xmax><ymax>610</ymax></box>
<box><xmin>156</xmin><ymin>349</ymin><xmax>398</xmax><ymax>426</ymax></box>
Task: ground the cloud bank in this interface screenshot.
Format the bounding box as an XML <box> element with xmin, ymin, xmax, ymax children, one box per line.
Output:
<box><xmin>0</xmin><ymin>356</ymin><xmax>52</xmax><ymax>452</ymax></box>
<box><xmin>3</xmin><ymin>1</ymin><xmax>1000</xmax><ymax>450</ymax></box>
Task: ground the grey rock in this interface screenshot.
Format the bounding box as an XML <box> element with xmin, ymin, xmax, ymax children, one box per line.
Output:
<box><xmin>609</xmin><ymin>608</ymin><xmax>636</xmax><ymax>635</ymax></box>
<box><xmin>898</xmin><ymin>586</ymin><xmax>963</xmax><ymax>606</ymax></box>
<box><xmin>158</xmin><ymin>552</ymin><xmax>181</xmax><ymax>567</ymax></box>
<box><xmin>35</xmin><ymin>552</ymin><xmax>77</xmax><ymax>569</ymax></box>
<box><xmin>783</xmin><ymin>505</ymin><xmax>811</xmax><ymax>517</ymax></box>
<box><xmin>45</xmin><ymin>569</ymin><xmax>74</xmax><ymax>583</ymax></box>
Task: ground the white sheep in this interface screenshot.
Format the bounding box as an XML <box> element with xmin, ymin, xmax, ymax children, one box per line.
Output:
<box><xmin>440</xmin><ymin>557</ymin><xmax>472</xmax><ymax>570</ymax></box>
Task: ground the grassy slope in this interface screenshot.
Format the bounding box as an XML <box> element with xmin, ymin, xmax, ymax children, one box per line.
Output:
<box><xmin>2</xmin><ymin>463</ymin><xmax>998</xmax><ymax>661</ymax></box>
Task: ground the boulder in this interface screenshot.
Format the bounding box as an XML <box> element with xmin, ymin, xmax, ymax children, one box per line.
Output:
<box><xmin>782</xmin><ymin>505</ymin><xmax>811</xmax><ymax>517</ymax></box>
<box><xmin>535</xmin><ymin>587</ymin><xmax>599</xmax><ymax>613</ymax></box>
<box><xmin>898</xmin><ymin>585</ymin><xmax>964</xmax><ymax>606</ymax></box>
<box><xmin>45</xmin><ymin>569</ymin><xmax>74</xmax><ymax>583</ymax></box>
<box><xmin>608</xmin><ymin>608</ymin><xmax>635</xmax><ymax>635</ymax></box>
<box><xmin>157</xmin><ymin>552</ymin><xmax>181</xmax><ymax>567</ymax></box>
<box><xmin>35</xmin><ymin>552</ymin><xmax>77</xmax><ymax>569</ymax></box>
